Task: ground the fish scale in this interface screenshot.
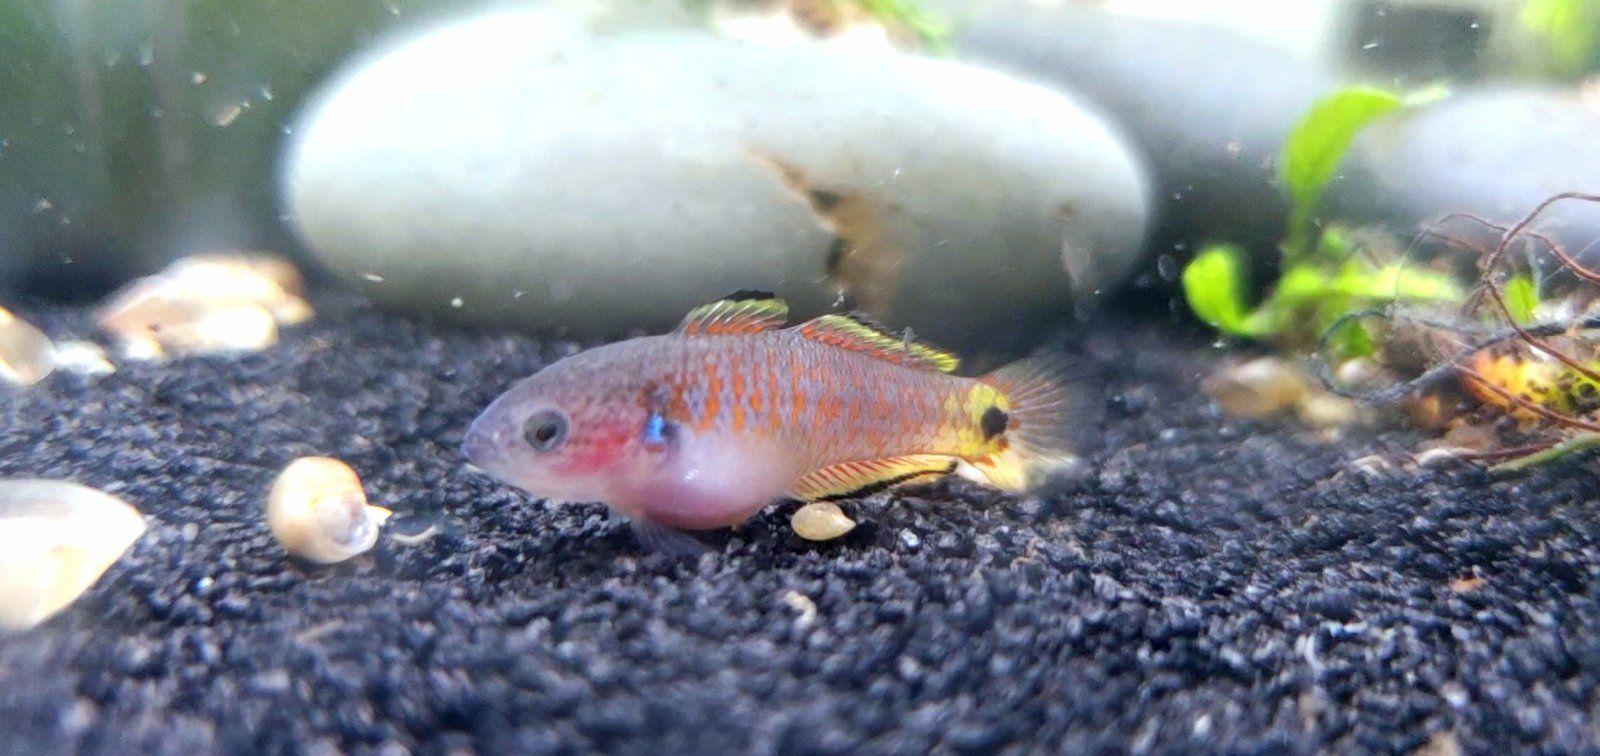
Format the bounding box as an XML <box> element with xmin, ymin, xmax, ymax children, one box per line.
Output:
<box><xmin>658</xmin><ymin>334</ymin><xmax>984</xmax><ymax>470</ymax></box>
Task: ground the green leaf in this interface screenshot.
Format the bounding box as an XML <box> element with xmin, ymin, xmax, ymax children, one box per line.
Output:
<box><xmin>1281</xmin><ymin>87</ymin><xmax>1404</xmax><ymax>206</ymax></box>
<box><xmin>1267</xmin><ymin>262</ymin><xmax>1461</xmax><ymax>307</ymax></box>
<box><xmin>1182</xmin><ymin>245</ymin><xmax>1263</xmax><ymax>337</ymax></box>
<box><xmin>855</xmin><ymin>0</ymin><xmax>952</xmax><ymax>51</ymax></box>
<box><xmin>1315</xmin><ymin>224</ymin><xmax>1353</xmax><ymax>258</ymax></box>
<box><xmin>1336</xmin><ymin>263</ymin><xmax>1463</xmax><ymax>301</ymax></box>
<box><xmin>1503</xmin><ymin>275</ymin><xmax>1540</xmax><ymax>324</ymax></box>
<box><xmin>1523</xmin><ymin>0</ymin><xmax>1600</xmax><ymax>76</ymax></box>
<box><xmin>1280</xmin><ymin>87</ymin><xmax>1405</xmax><ymax>261</ymax></box>
<box><xmin>1328</xmin><ymin>318</ymin><xmax>1375</xmax><ymax>359</ymax></box>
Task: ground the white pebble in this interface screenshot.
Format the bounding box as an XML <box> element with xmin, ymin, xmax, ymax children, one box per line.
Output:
<box><xmin>1415</xmin><ymin>447</ymin><xmax>1470</xmax><ymax>469</ymax></box>
<box><xmin>50</xmin><ymin>340</ymin><xmax>115</xmax><ymax>377</ymax></box>
<box><xmin>1296</xmin><ymin>394</ymin><xmax>1364</xmax><ymax>430</ymax></box>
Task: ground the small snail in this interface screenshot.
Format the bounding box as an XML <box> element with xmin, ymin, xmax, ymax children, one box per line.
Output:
<box><xmin>790</xmin><ymin>501</ymin><xmax>857</xmax><ymax>542</ymax></box>
<box><xmin>266</xmin><ymin>458</ymin><xmax>391</xmax><ymax>564</ymax></box>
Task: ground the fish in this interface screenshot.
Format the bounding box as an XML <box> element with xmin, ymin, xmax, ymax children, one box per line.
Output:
<box><xmin>462</xmin><ymin>291</ymin><xmax>1099</xmax><ymax>544</ymax></box>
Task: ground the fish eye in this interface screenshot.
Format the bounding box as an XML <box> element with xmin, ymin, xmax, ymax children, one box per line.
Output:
<box><xmin>522</xmin><ymin>409</ymin><xmax>569</xmax><ymax>452</ymax></box>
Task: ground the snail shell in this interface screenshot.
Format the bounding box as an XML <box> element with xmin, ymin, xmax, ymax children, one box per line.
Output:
<box><xmin>790</xmin><ymin>501</ymin><xmax>857</xmax><ymax>541</ymax></box>
<box><xmin>0</xmin><ymin>479</ymin><xmax>147</xmax><ymax>631</ymax></box>
<box><xmin>267</xmin><ymin>458</ymin><xmax>391</xmax><ymax>564</ymax></box>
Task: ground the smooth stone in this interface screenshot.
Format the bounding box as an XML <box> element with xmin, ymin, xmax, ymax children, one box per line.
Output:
<box><xmin>938</xmin><ymin>2</ymin><xmax>1335</xmax><ymax>256</ymax></box>
<box><xmin>1327</xmin><ymin>88</ymin><xmax>1600</xmax><ymax>273</ymax></box>
<box><xmin>283</xmin><ymin>9</ymin><xmax>1150</xmax><ymax>352</ymax></box>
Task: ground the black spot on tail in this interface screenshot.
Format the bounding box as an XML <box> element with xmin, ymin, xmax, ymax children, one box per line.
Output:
<box><xmin>981</xmin><ymin>406</ymin><xmax>1009</xmax><ymax>440</ymax></box>
<box><xmin>724</xmin><ymin>289</ymin><xmax>777</xmax><ymax>301</ymax></box>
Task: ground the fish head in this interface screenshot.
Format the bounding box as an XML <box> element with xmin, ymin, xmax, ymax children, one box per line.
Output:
<box><xmin>463</xmin><ymin>339</ymin><xmax>799</xmax><ymax>529</ymax></box>
<box><xmin>462</xmin><ymin>350</ymin><xmax>654</xmax><ymax>505</ymax></box>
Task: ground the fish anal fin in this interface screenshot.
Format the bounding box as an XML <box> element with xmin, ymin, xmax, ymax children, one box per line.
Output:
<box><xmin>678</xmin><ymin>291</ymin><xmax>789</xmax><ymax>335</ymax></box>
<box><xmin>789</xmin><ymin>454</ymin><xmax>959</xmax><ymax>502</ymax></box>
<box><xmin>794</xmin><ymin>313</ymin><xmax>959</xmax><ymax>373</ymax></box>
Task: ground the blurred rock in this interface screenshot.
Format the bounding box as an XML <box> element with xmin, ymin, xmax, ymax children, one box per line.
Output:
<box><xmin>0</xmin><ymin>307</ymin><xmax>57</xmax><ymax>387</ymax></box>
<box><xmin>1203</xmin><ymin>357</ymin><xmax>1310</xmax><ymax>419</ymax></box>
<box><xmin>284</xmin><ymin>9</ymin><xmax>1150</xmax><ymax>351</ymax></box>
<box><xmin>96</xmin><ymin>253</ymin><xmax>311</xmax><ymax>359</ymax></box>
<box><xmin>1327</xmin><ymin>88</ymin><xmax>1600</xmax><ymax>275</ymax></box>
<box><xmin>0</xmin><ymin>0</ymin><xmax>659</xmax><ymax>297</ymax></box>
<box><xmin>50</xmin><ymin>340</ymin><xmax>115</xmax><ymax>378</ymax></box>
<box><xmin>938</xmin><ymin>2</ymin><xmax>1335</xmax><ymax>258</ymax></box>
<box><xmin>0</xmin><ymin>479</ymin><xmax>146</xmax><ymax>632</ymax></box>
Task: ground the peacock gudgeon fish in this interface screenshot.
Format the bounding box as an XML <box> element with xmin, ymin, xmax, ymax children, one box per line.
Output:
<box><xmin>462</xmin><ymin>292</ymin><xmax>1098</xmax><ymax>540</ymax></box>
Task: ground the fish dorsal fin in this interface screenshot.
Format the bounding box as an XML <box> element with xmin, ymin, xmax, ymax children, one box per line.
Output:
<box><xmin>794</xmin><ymin>313</ymin><xmax>960</xmax><ymax>373</ymax></box>
<box><xmin>788</xmin><ymin>454</ymin><xmax>959</xmax><ymax>502</ymax></box>
<box><xmin>677</xmin><ymin>291</ymin><xmax>789</xmax><ymax>335</ymax></box>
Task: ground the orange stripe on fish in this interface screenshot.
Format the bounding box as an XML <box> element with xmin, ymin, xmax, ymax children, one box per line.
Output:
<box><xmin>702</xmin><ymin>360</ymin><xmax>722</xmax><ymax>431</ymax></box>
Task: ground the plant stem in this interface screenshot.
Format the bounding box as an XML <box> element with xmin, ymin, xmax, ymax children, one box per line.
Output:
<box><xmin>1490</xmin><ymin>432</ymin><xmax>1600</xmax><ymax>473</ymax></box>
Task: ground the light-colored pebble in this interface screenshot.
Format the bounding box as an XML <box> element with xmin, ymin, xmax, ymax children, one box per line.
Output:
<box><xmin>781</xmin><ymin>590</ymin><xmax>818</xmax><ymax>628</ymax></box>
<box><xmin>163</xmin><ymin>302</ymin><xmax>280</xmax><ymax>355</ymax></box>
<box><xmin>267</xmin><ymin>457</ymin><xmax>392</xmax><ymax>564</ymax></box>
<box><xmin>96</xmin><ymin>254</ymin><xmax>310</xmax><ymax>358</ymax></box>
<box><xmin>1296</xmin><ymin>394</ymin><xmax>1364</xmax><ymax>430</ymax></box>
<box><xmin>1349</xmin><ymin>454</ymin><xmax>1397</xmax><ymax>479</ymax></box>
<box><xmin>1202</xmin><ymin>357</ymin><xmax>1309</xmax><ymax>419</ymax></box>
<box><xmin>0</xmin><ymin>307</ymin><xmax>57</xmax><ymax>387</ymax></box>
<box><xmin>1415</xmin><ymin>447</ymin><xmax>1471</xmax><ymax>468</ymax></box>
<box><xmin>0</xmin><ymin>479</ymin><xmax>147</xmax><ymax>631</ymax></box>
<box><xmin>49</xmin><ymin>340</ymin><xmax>115</xmax><ymax>377</ymax></box>
<box><xmin>162</xmin><ymin>255</ymin><xmax>312</xmax><ymax>325</ymax></box>
<box><xmin>1438</xmin><ymin>422</ymin><xmax>1497</xmax><ymax>452</ymax></box>
<box><xmin>1334</xmin><ymin>357</ymin><xmax>1386</xmax><ymax>389</ymax></box>
<box><xmin>790</xmin><ymin>501</ymin><xmax>857</xmax><ymax>541</ymax></box>
<box><xmin>1403</xmin><ymin>393</ymin><xmax>1454</xmax><ymax>431</ymax></box>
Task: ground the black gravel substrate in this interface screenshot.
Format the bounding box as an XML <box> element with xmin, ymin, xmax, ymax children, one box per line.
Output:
<box><xmin>2</xmin><ymin>292</ymin><xmax>1598</xmax><ymax>754</ymax></box>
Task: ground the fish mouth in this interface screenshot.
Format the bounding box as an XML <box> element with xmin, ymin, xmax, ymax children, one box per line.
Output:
<box><xmin>461</xmin><ymin>410</ymin><xmax>506</xmax><ymax>469</ymax></box>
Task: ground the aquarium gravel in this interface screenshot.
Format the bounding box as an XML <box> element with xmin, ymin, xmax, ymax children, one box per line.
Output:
<box><xmin>2</xmin><ymin>292</ymin><xmax>1598</xmax><ymax>753</ymax></box>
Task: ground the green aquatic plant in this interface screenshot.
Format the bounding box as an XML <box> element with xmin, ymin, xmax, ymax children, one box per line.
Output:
<box><xmin>1502</xmin><ymin>274</ymin><xmax>1541</xmax><ymax>325</ymax></box>
<box><xmin>854</xmin><ymin>0</ymin><xmax>951</xmax><ymax>51</ymax></box>
<box><xmin>1523</xmin><ymin>0</ymin><xmax>1600</xmax><ymax>77</ymax></box>
<box><xmin>1183</xmin><ymin>85</ymin><xmax>1461</xmax><ymax>355</ymax></box>
<box><xmin>1280</xmin><ymin>87</ymin><xmax>1404</xmax><ymax>263</ymax></box>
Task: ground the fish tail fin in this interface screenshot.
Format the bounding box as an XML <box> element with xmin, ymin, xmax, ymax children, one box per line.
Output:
<box><xmin>970</xmin><ymin>353</ymin><xmax>1101</xmax><ymax>492</ymax></box>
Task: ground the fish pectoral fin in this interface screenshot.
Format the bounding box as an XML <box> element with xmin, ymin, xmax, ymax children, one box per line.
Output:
<box><xmin>677</xmin><ymin>291</ymin><xmax>790</xmax><ymax>335</ymax></box>
<box><xmin>791</xmin><ymin>313</ymin><xmax>959</xmax><ymax>373</ymax></box>
<box><xmin>788</xmin><ymin>454</ymin><xmax>959</xmax><ymax>502</ymax></box>
<box><xmin>629</xmin><ymin>519</ymin><xmax>710</xmax><ymax>557</ymax></box>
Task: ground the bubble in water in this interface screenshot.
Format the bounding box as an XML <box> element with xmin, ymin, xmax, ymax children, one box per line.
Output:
<box><xmin>1157</xmin><ymin>255</ymin><xmax>1178</xmax><ymax>281</ymax></box>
